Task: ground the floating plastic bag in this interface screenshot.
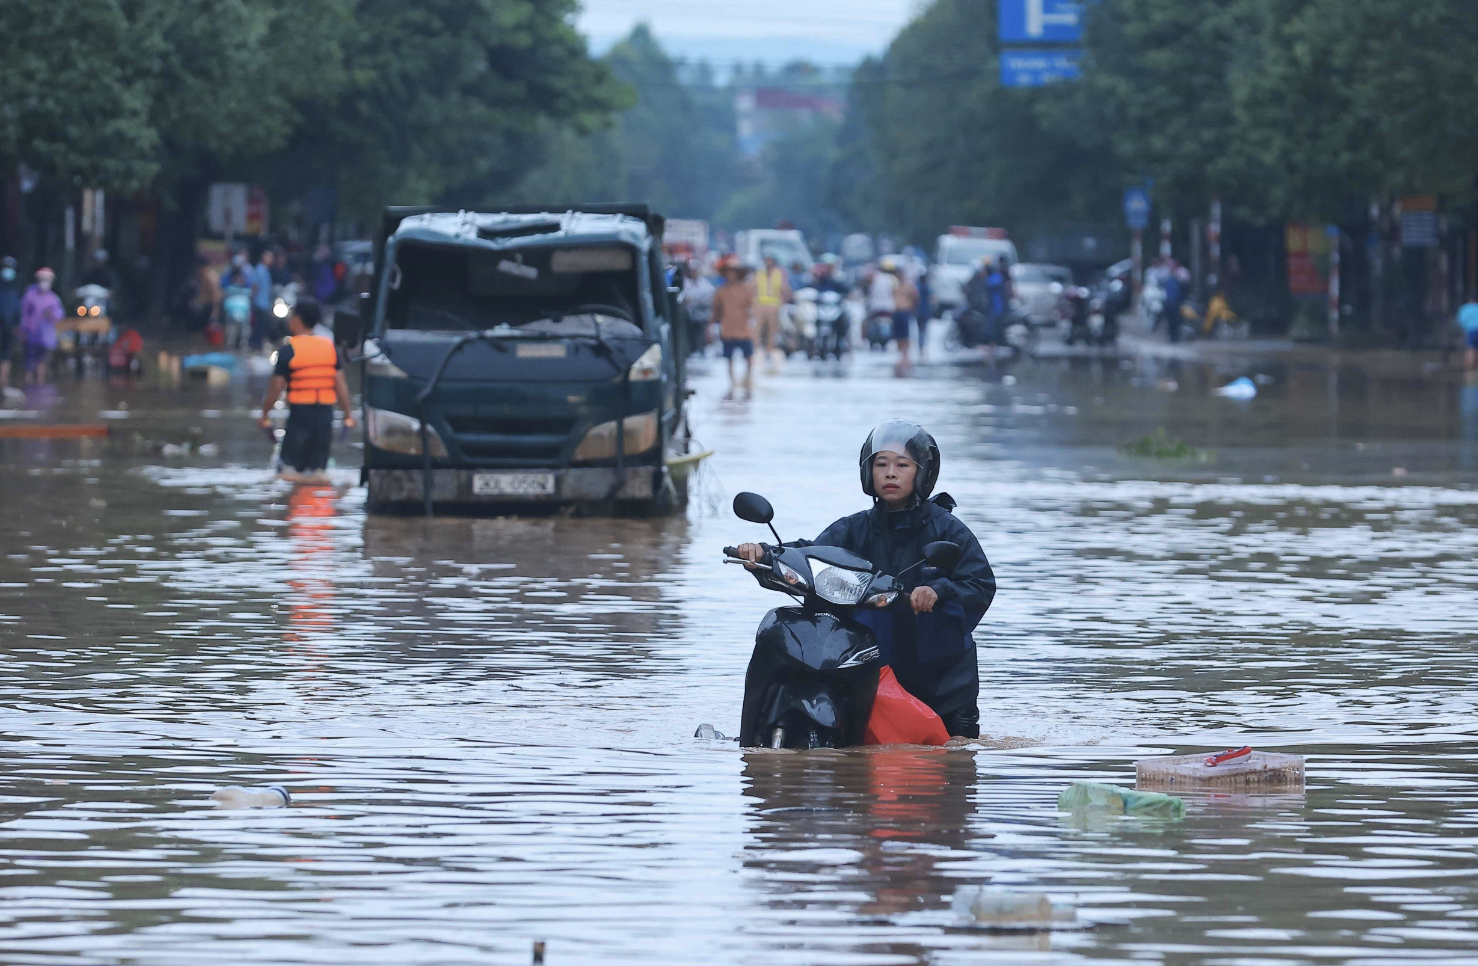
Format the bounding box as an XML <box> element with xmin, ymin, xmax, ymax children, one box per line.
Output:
<box><xmin>1057</xmin><ymin>781</ymin><xmax>1184</xmax><ymax>818</ymax></box>
<box><xmin>864</xmin><ymin>665</ymin><xmax>950</xmax><ymax>746</ymax></box>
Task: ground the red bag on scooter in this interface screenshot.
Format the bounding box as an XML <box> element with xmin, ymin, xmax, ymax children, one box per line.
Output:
<box><xmin>864</xmin><ymin>665</ymin><xmax>950</xmax><ymax>746</ymax></box>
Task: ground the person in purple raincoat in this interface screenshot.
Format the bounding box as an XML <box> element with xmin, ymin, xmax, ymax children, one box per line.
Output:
<box><xmin>20</xmin><ymin>267</ymin><xmax>63</xmax><ymax>383</ymax></box>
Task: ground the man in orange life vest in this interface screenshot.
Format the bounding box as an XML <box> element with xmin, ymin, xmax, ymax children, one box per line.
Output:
<box><xmin>257</xmin><ymin>297</ymin><xmax>356</xmax><ymax>478</ymax></box>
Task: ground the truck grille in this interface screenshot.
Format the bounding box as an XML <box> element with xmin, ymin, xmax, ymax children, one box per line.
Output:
<box><xmin>443</xmin><ymin>413</ymin><xmax>577</xmax><ymax>463</ymax></box>
<box><xmin>444</xmin><ymin>415</ymin><xmax>577</xmax><ymax>436</ymax></box>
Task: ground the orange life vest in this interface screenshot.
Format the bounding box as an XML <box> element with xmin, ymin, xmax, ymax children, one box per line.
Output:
<box><xmin>285</xmin><ymin>335</ymin><xmax>338</xmax><ymax>405</ymax></box>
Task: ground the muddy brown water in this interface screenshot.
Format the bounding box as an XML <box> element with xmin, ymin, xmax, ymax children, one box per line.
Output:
<box><xmin>2</xmin><ymin>347</ymin><xmax>1478</xmax><ymax>964</ymax></box>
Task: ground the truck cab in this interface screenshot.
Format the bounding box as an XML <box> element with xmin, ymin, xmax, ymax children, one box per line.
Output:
<box><xmin>340</xmin><ymin>205</ymin><xmax>691</xmax><ymax>513</ymax></box>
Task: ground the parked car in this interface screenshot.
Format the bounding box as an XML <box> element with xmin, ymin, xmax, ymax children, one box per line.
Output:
<box><xmin>1009</xmin><ymin>263</ymin><xmax>1074</xmax><ymax>326</ymax></box>
<box><xmin>734</xmin><ymin>229</ymin><xmax>813</xmax><ymax>273</ymax></box>
<box><xmin>929</xmin><ymin>230</ymin><xmax>1018</xmax><ymax>317</ymax></box>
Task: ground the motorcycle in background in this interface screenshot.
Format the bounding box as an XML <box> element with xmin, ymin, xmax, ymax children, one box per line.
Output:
<box><xmin>814</xmin><ymin>290</ymin><xmax>849</xmax><ymax>359</ymax></box>
<box><xmin>780</xmin><ymin>287</ymin><xmax>820</xmax><ymax>359</ymax></box>
<box><xmin>864</xmin><ymin>310</ymin><xmax>893</xmax><ymax>350</ymax></box>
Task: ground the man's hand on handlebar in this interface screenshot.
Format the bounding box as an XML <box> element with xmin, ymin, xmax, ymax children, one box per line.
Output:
<box><xmin>910</xmin><ymin>585</ymin><xmax>939</xmax><ymax>614</ymax></box>
<box><xmin>735</xmin><ymin>543</ymin><xmax>768</xmax><ymax>568</ymax></box>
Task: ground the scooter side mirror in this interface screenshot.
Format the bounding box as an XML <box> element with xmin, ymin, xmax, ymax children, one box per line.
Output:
<box><xmin>732</xmin><ymin>491</ymin><xmax>774</xmax><ymax>525</ymax></box>
<box><xmin>922</xmin><ymin>540</ymin><xmax>962</xmax><ymax>571</ymax></box>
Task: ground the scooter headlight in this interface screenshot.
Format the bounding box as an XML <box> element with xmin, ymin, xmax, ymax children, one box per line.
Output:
<box><xmin>272</xmin><ymin>299</ymin><xmax>290</xmax><ymax>319</ymax></box>
<box><xmin>809</xmin><ymin>560</ymin><xmax>871</xmax><ymax>605</ymax></box>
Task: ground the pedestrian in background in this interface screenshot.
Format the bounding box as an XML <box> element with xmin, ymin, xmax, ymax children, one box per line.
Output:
<box><xmin>1458</xmin><ymin>292</ymin><xmax>1478</xmax><ymax>371</ymax></box>
<box><xmin>680</xmin><ymin>260</ymin><xmax>714</xmax><ymax>350</ymax></box>
<box><xmin>915</xmin><ymin>270</ymin><xmax>933</xmax><ymax>361</ymax></box>
<box><xmin>311</xmin><ymin>245</ymin><xmax>339</xmax><ymax>303</ymax></box>
<box><xmin>892</xmin><ymin>261</ymin><xmax>919</xmax><ymax>376</ymax></box>
<box><xmin>19</xmin><ymin>267</ymin><xmax>63</xmax><ymax>384</ymax></box>
<box><xmin>712</xmin><ymin>260</ymin><xmax>756</xmax><ymax>400</ymax></box>
<box><xmin>185</xmin><ymin>255</ymin><xmax>221</xmax><ymax>332</ymax></box>
<box><xmin>258</xmin><ymin>297</ymin><xmax>356</xmax><ymax>480</ymax></box>
<box><xmin>250</xmin><ymin>249</ymin><xmax>276</xmax><ymax>349</ymax></box>
<box><xmin>754</xmin><ymin>253</ymin><xmax>791</xmax><ymax>370</ymax></box>
<box><xmin>0</xmin><ymin>256</ymin><xmax>22</xmax><ymax>386</ymax></box>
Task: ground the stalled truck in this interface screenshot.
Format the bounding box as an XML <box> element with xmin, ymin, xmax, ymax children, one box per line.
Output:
<box><xmin>335</xmin><ymin>205</ymin><xmax>695</xmax><ymax>514</ymax></box>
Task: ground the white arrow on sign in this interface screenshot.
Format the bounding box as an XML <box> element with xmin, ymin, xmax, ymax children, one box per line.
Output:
<box><xmin>1026</xmin><ymin>0</ymin><xmax>1080</xmax><ymax>38</ymax></box>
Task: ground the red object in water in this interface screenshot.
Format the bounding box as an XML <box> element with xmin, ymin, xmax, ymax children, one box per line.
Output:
<box><xmin>1205</xmin><ymin>745</ymin><xmax>1252</xmax><ymax>767</ymax></box>
<box><xmin>108</xmin><ymin>328</ymin><xmax>144</xmax><ymax>368</ymax></box>
<box><xmin>864</xmin><ymin>666</ymin><xmax>950</xmax><ymax>746</ymax></box>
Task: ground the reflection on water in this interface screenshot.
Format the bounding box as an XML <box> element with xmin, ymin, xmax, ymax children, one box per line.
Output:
<box><xmin>1</xmin><ymin>349</ymin><xmax>1478</xmax><ymax>963</ymax></box>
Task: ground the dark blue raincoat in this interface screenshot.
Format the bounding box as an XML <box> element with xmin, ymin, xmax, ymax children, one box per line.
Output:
<box><xmin>810</xmin><ymin>495</ymin><xmax>995</xmax><ymax>737</ymax></box>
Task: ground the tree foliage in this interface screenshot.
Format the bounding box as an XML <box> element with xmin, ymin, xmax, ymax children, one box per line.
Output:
<box><xmin>498</xmin><ymin>25</ymin><xmax>742</xmax><ymax>220</ymax></box>
<box><xmin>844</xmin><ymin>0</ymin><xmax>1478</xmax><ymax>243</ymax></box>
<box><xmin>0</xmin><ymin>0</ymin><xmax>623</xmax><ymax>212</ymax></box>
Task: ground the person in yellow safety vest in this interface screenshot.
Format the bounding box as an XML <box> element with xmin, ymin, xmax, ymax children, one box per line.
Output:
<box><xmin>1200</xmin><ymin>288</ymin><xmax>1238</xmax><ymax>338</ymax></box>
<box><xmin>753</xmin><ymin>254</ymin><xmax>791</xmax><ymax>368</ymax></box>
<box><xmin>258</xmin><ymin>297</ymin><xmax>356</xmax><ymax>480</ymax></box>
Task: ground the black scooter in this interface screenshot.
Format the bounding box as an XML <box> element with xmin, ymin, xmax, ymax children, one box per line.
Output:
<box><xmin>724</xmin><ymin>492</ymin><xmax>961</xmax><ymax>750</ymax></box>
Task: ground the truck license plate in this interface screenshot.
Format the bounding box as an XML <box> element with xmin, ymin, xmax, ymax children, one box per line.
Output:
<box><xmin>472</xmin><ymin>472</ymin><xmax>557</xmax><ymax>497</ymax></box>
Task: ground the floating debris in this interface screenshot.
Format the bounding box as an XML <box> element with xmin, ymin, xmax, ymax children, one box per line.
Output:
<box><xmin>1214</xmin><ymin>376</ymin><xmax>1257</xmax><ymax>399</ymax></box>
<box><xmin>1058</xmin><ymin>781</ymin><xmax>1185</xmax><ymax>818</ymax></box>
<box><xmin>1136</xmin><ymin>750</ymin><xmax>1305</xmax><ymax>789</ymax></box>
<box><xmin>1124</xmin><ymin>428</ymin><xmax>1208</xmax><ymax>460</ymax></box>
<box><xmin>949</xmin><ymin>887</ymin><xmax>1081</xmax><ymax>933</ymax></box>
<box><xmin>210</xmin><ymin>785</ymin><xmax>291</xmax><ymax>809</ymax></box>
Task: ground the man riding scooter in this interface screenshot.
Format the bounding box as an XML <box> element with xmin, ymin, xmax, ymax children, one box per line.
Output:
<box><xmin>736</xmin><ymin>420</ymin><xmax>996</xmax><ymax>737</ymax></box>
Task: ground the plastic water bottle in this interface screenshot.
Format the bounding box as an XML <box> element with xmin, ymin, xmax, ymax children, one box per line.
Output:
<box><xmin>210</xmin><ymin>785</ymin><xmax>291</xmax><ymax>809</ymax></box>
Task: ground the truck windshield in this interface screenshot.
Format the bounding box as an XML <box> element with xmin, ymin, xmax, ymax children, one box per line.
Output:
<box><xmin>386</xmin><ymin>242</ymin><xmax>643</xmax><ymax>332</ymax></box>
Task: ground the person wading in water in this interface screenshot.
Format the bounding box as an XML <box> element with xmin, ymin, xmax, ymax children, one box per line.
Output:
<box><xmin>258</xmin><ymin>298</ymin><xmax>356</xmax><ymax>481</ymax></box>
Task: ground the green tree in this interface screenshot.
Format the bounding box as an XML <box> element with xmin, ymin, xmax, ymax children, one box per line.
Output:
<box><xmin>837</xmin><ymin>0</ymin><xmax>1124</xmax><ymax>246</ymax></box>
<box><xmin>0</xmin><ymin>0</ymin><xmax>157</xmax><ymax>190</ymax></box>
<box><xmin>500</xmin><ymin>25</ymin><xmax>741</xmax><ymax>219</ymax></box>
<box><xmin>1232</xmin><ymin>0</ymin><xmax>1478</xmax><ymax>219</ymax></box>
<box><xmin>281</xmin><ymin>0</ymin><xmax>631</xmax><ymax>217</ymax></box>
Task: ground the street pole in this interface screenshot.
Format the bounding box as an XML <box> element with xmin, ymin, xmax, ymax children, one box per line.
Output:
<box><xmin>1131</xmin><ymin>229</ymin><xmax>1143</xmax><ymax>303</ymax></box>
<box><xmin>1327</xmin><ymin>226</ymin><xmax>1341</xmax><ymax>340</ymax></box>
<box><xmin>1209</xmin><ymin>199</ymin><xmax>1222</xmax><ymax>287</ymax></box>
<box><xmin>1190</xmin><ymin>217</ymin><xmax>1204</xmax><ymax>303</ymax></box>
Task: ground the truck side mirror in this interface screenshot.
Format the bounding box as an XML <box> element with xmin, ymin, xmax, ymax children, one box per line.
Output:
<box><xmin>333</xmin><ymin>302</ymin><xmax>364</xmax><ymax>349</ymax></box>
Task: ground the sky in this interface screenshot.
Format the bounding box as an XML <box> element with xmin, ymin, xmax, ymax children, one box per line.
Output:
<box><xmin>577</xmin><ymin>0</ymin><xmax>923</xmax><ymax>66</ymax></box>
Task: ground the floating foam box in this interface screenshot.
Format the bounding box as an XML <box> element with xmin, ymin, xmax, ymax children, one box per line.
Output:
<box><xmin>1136</xmin><ymin>751</ymin><xmax>1304</xmax><ymax>789</ymax></box>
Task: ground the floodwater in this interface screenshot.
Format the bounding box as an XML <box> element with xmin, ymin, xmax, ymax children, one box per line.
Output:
<box><xmin>3</xmin><ymin>342</ymin><xmax>1478</xmax><ymax>965</ymax></box>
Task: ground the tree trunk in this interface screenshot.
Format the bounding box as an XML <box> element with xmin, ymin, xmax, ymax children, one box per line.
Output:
<box><xmin>147</xmin><ymin>175</ymin><xmax>208</xmax><ymax>329</ymax></box>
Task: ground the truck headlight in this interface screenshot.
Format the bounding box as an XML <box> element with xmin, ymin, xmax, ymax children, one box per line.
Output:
<box><xmin>628</xmin><ymin>344</ymin><xmax>661</xmax><ymax>381</ymax></box>
<box><xmin>365</xmin><ymin>406</ymin><xmax>447</xmax><ymax>457</ymax></box>
<box><xmin>572</xmin><ymin>411</ymin><xmax>659</xmax><ymax>461</ymax></box>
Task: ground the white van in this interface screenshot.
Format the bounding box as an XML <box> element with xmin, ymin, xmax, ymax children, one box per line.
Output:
<box><xmin>929</xmin><ymin>231</ymin><xmax>1018</xmax><ymax>314</ymax></box>
<box><xmin>734</xmin><ymin>229</ymin><xmax>813</xmax><ymax>273</ymax></box>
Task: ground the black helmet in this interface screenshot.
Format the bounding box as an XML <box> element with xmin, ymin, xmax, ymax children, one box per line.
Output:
<box><xmin>859</xmin><ymin>419</ymin><xmax>940</xmax><ymax>500</ymax></box>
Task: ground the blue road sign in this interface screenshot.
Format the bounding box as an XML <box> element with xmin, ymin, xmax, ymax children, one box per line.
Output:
<box><xmin>1122</xmin><ymin>188</ymin><xmax>1150</xmax><ymax>230</ymax></box>
<box><xmin>1000</xmin><ymin>0</ymin><xmax>1084</xmax><ymax>44</ymax></box>
<box><xmin>1000</xmin><ymin>49</ymin><xmax>1081</xmax><ymax>87</ymax></box>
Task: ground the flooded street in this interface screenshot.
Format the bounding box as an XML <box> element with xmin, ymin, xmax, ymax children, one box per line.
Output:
<box><xmin>4</xmin><ymin>345</ymin><xmax>1478</xmax><ymax>965</ymax></box>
